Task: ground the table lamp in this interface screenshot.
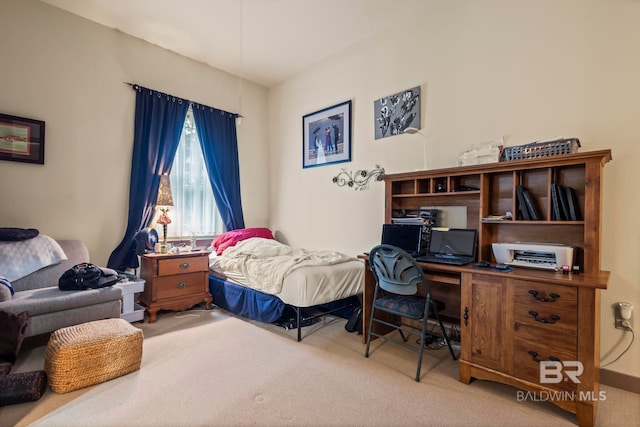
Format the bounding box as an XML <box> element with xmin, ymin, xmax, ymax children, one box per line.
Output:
<box><xmin>156</xmin><ymin>174</ymin><xmax>174</xmax><ymax>245</ymax></box>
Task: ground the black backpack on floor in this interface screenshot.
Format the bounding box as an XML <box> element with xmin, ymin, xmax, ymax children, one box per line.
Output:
<box><xmin>345</xmin><ymin>305</ymin><xmax>362</xmax><ymax>334</ymax></box>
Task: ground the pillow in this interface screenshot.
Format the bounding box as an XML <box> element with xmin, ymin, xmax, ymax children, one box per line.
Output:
<box><xmin>0</xmin><ymin>228</ymin><xmax>39</xmax><ymax>242</ymax></box>
<box><xmin>212</xmin><ymin>228</ymin><xmax>274</xmax><ymax>256</ymax></box>
<box><xmin>0</xmin><ymin>277</ymin><xmax>13</xmax><ymax>302</ymax></box>
<box><xmin>0</xmin><ymin>311</ymin><xmax>29</xmax><ymax>375</ymax></box>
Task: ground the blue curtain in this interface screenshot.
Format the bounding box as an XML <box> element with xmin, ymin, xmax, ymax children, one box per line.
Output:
<box><xmin>192</xmin><ymin>104</ymin><xmax>245</xmax><ymax>231</ymax></box>
<box><xmin>107</xmin><ymin>85</ymin><xmax>189</xmax><ymax>270</ymax></box>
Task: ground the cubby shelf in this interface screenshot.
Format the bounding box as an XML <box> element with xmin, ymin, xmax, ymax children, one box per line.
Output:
<box><xmin>383</xmin><ymin>150</ymin><xmax>611</xmax><ymax>276</ymax></box>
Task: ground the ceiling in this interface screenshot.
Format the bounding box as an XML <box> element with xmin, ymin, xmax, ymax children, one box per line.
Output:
<box><xmin>41</xmin><ymin>0</ymin><xmax>427</xmax><ymax>88</ymax></box>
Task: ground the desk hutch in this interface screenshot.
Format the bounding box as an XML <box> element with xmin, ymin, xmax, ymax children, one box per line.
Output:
<box><xmin>363</xmin><ymin>150</ymin><xmax>611</xmax><ymax>427</ymax></box>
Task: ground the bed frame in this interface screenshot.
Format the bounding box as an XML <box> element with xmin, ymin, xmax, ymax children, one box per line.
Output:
<box><xmin>208</xmin><ymin>275</ymin><xmax>358</xmax><ymax>341</ymax></box>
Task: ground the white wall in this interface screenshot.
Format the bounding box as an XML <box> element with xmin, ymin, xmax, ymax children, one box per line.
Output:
<box><xmin>0</xmin><ymin>0</ymin><xmax>270</xmax><ymax>266</ymax></box>
<box><xmin>269</xmin><ymin>0</ymin><xmax>640</xmax><ymax>377</ymax></box>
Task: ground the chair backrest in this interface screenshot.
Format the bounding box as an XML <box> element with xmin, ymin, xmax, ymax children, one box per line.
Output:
<box><xmin>369</xmin><ymin>244</ymin><xmax>425</xmax><ymax>296</ymax></box>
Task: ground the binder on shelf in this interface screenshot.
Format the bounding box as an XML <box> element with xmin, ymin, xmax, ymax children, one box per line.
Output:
<box><xmin>516</xmin><ymin>185</ymin><xmax>531</xmax><ymax>220</ymax></box>
<box><xmin>521</xmin><ymin>188</ymin><xmax>540</xmax><ymax>220</ymax></box>
<box><xmin>550</xmin><ymin>184</ymin><xmax>562</xmax><ymax>220</ymax></box>
<box><xmin>557</xmin><ymin>184</ymin><xmax>571</xmax><ymax>220</ymax></box>
<box><xmin>565</xmin><ymin>186</ymin><xmax>581</xmax><ymax>221</ymax></box>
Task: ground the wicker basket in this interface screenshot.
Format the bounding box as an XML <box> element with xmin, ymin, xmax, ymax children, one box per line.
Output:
<box><xmin>502</xmin><ymin>138</ymin><xmax>580</xmax><ymax>161</ymax></box>
<box><xmin>44</xmin><ymin>318</ymin><xmax>143</xmax><ymax>393</ymax></box>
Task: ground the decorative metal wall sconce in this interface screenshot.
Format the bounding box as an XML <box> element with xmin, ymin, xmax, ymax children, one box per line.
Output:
<box><xmin>332</xmin><ymin>165</ymin><xmax>385</xmax><ymax>191</ymax></box>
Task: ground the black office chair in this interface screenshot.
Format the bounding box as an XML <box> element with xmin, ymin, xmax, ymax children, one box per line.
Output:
<box><xmin>364</xmin><ymin>244</ymin><xmax>457</xmax><ymax>382</ymax></box>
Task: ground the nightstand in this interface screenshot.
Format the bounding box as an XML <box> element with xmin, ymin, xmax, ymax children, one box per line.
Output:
<box><xmin>139</xmin><ymin>251</ymin><xmax>212</xmax><ymax>323</ymax></box>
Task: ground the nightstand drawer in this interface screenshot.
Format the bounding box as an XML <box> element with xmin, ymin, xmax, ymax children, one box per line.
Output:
<box><xmin>158</xmin><ymin>256</ymin><xmax>208</xmax><ymax>276</ymax></box>
<box><xmin>155</xmin><ymin>273</ymin><xmax>206</xmax><ymax>300</ymax></box>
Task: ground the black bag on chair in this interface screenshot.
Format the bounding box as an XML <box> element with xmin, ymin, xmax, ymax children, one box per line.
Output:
<box><xmin>58</xmin><ymin>263</ymin><xmax>121</xmax><ymax>290</ymax></box>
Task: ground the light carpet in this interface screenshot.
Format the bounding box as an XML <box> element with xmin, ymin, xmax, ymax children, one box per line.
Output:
<box><xmin>3</xmin><ymin>308</ymin><xmax>639</xmax><ymax>426</ymax></box>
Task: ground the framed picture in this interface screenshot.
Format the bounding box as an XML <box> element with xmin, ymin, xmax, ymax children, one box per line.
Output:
<box><xmin>374</xmin><ymin>86</ymin><xmax>420</xmax><ymax>139</ymax></box>
<box><xmin>302</xmin><ymin>100</ymin><xmax>351</xmax><ymax>168</ymax></box>
<box><xmin>0</xmin><ymin>113</ymin><xmax>45</xmax><ymax>164</ymax></box>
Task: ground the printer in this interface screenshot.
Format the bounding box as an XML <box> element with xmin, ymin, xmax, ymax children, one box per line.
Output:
<box><xmin>492</xmin><ymin>242</ymin><xmax>574</xmax><ymax>271</ymax></box>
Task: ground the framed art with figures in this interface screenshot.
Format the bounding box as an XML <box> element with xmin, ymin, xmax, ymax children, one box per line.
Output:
<box><xmin>302</xmin><ymin>100</ymin><xmax>351</xmax><ymax>169</ymax></box>
<box><xmin>0</xmin><ymin>113</ymin><xmax>45</xmax><ymax>164</ymax></box>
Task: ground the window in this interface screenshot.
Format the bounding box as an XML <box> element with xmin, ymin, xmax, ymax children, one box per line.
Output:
<box><xmin>158</xmin><ymin>107</ymin><xmax>223</xmax><ymax>239</ymax></box>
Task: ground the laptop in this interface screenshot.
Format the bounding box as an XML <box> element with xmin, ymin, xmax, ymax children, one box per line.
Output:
<box><xmin>417</xmin><ymin>228</ymin><xmax>478</xmax><ymax>265</ymax></box>
<box><xmin>380</xmin><ymin>224</ymin><xmax>424</xmax><ymax>257</ymax></box>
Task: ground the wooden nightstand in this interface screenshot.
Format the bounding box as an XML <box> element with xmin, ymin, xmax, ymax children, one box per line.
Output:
<box><xmin>139</xmin><ymin>251</ymin><xmax>212</xmax><ymax>323</ymax></box>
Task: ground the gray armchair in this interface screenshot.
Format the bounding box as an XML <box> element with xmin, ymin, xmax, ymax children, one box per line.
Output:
<box><xmin>0</xmin><ymin>240</ymin><xmax>122</xmax><ymax>337</ymax></box>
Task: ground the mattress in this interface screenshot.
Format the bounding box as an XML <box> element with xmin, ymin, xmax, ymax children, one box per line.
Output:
<box><xmin>209</xmin><ymin>255</ymin><xmax>363</xmax><ymax>307</ymax></box>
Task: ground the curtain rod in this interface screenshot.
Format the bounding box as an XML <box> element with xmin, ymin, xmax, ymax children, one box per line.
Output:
<box><xmin>123</xmin><ymin>82</ymin><xmax>243</xmax><ymax>118</ymax></box>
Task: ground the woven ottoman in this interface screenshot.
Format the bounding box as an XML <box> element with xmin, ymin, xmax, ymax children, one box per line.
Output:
<box><xmin>44</xmin><ymin>318</ymin><xmax>143</xmax><ymax>393</ymax></box>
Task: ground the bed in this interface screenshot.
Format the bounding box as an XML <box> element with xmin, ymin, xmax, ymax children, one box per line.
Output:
<box><xmin>207</xmin><ymin>228</ymin><xmax>364</xmax><ymax>341</ymax></box>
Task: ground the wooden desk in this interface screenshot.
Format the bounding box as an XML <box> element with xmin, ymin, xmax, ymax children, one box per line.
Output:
<box><xmin>359</xmin><ymin>256</ymin><xmax>608</xmax><ymax>427</ymax></box>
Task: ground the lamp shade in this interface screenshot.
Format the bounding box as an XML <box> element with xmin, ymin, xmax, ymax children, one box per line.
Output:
<box><xmin>157</xmin><ymin>174</ymin><xmax>174</xmax><ymax>206</ymax></box>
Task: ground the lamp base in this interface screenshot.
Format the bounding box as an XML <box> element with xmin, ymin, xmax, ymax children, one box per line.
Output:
<box><xmin>162</xmin><ymin>224</ymin><xmax>168</xmax><ymax>245</ymax></box>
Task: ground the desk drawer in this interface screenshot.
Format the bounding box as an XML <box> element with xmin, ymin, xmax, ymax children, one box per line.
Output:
<box><xmin>158</xmin><ymin>256</ymin><xmax>208</xmax><ymax>276</ymax></box>
<box><xmin>155</xmin><ymin>273</ymin><xmax>205</xmax><ymax>300</ymax></box>
<box><xmin>513</xmin><ymin>280</ymin><xmax>577</xmax><ymax>312</ymax></box>
<box><xmin>513</xmin><ymin>336</ymin><xmax>577</xmax><ymax>393</ymax></box>
<box><xmin>513</xmin><ymin>279</ymin><xmax>577</xmax><ymax>335</ymax></box>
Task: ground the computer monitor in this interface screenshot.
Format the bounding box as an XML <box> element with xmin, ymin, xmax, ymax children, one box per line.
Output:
<box><xmin>426</xmin><ymin>228</ymin><xmax>477</xmax><ymax>258</ymax></box>
<box><xmin>381</xmin><ymin>224</ymin><xmax>423</xmax><ymax>256</ymax></box>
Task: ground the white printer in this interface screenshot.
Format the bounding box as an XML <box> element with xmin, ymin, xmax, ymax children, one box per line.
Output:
<box><xmin>492</xmin><ymin>242</ymin><xmax>574</xmax><ymax>271</ymax></box>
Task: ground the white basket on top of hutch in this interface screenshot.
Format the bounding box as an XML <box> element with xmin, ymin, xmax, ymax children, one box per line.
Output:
<box><xmin>381</xmin><ymin>149</ymin><xmax>612</xmax><ymax>427</ymax></box>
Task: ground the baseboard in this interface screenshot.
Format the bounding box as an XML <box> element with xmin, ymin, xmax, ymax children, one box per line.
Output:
<box><xmin>600</xmin><ymin>369</ymin><xmax>640</xmax><ymax>394</ymax></box>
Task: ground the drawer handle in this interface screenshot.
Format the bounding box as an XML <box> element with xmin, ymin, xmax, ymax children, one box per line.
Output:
<box><xmin>179</xmin><ymin>262</ymin><xmax>190</xmax><ymax>269</ymax></box>
<box><xmin>528</xmin><ymin>351</ymin><xmax>561</xmax><ymax>363</ymax></box>
<box><xmin>528</xmin><ymin>290</ymin><xmax>560</xmax><ymax>303</ymax></box>
<box><xmin>528</xmin><ymin>311</ymin><xmax>560</xmax><ymax>324</ymax></box>
<box><xmin>177</xmin><ymin>282</ymin><xmax>187</xmax><ymax>289</ymax></box>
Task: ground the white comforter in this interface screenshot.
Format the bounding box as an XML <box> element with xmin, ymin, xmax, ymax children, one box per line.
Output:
<box><xmin>216</xmin><ymin>238</ymin><xmax>356</xmax><ymax>294</ymax></box>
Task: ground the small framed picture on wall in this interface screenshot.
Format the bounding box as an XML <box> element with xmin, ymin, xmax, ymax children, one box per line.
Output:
<box><xmin>374</xmin><ymin>86</ymin><xmax>420</xmax><ymax>140</ymax></box>
<box><xmin>0</xmin><ymin>113</ymin><xmax>45</xmax><ymax>164</ymax></box>
<box><xmin>302</xmin><ymin>100</ymin><xmax>351</xmax><ymax>169</ymax></box>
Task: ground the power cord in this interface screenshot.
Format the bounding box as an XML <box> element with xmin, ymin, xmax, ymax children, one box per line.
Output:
<box><xmin>601</xmin><ymin>322</ymin><xmax>635</xmax><ymax>367</ymax></box>
<box><xmin>417</xmin><ymin>323</ymin><xmax>456</xmax><ymax>350</ymax></box>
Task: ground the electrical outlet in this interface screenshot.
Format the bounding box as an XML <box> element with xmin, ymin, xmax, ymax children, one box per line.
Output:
<box><xmin>615</xmin><ymin>302</ymin><xmax>633</xmax><ymax>330</ymax></box>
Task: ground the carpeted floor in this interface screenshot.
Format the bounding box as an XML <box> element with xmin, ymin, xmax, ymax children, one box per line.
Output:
<box><xmin>2</xmin><ymin>307</ymin><xmax>638</xmax><ymax>426</ymax></box>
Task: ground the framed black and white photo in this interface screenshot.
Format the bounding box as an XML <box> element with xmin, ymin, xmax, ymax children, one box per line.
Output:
<box><xmin>302</xmin><ymin>100</ymin><xmax>351</xmax><ymax>169</ymax></box>
<box><xmin>374</xmin><ymin>86</ymin><xmax>420</xmax><ymax>139</ymax></box>
<box><xmin>0</xmin><ymin>113</ymin><xmax>45</xmax><ymax>164</ymax></box>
